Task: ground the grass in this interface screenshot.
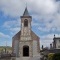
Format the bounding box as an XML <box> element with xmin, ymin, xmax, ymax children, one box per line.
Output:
<box><xmin>0</xmin><ymin>46</ymin><xmax>12</xmax><ymax>53</ymax></box>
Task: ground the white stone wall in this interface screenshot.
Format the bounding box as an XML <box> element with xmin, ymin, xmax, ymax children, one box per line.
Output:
<box><xmin>56</xmin><ymin>40</ymin><xmax>60</xmax><ymax>49</ymax></box>
<box><xmin>21</xmin><ymin>17</ymin><xmax>31</xmax><ymax>36</ymax></box>
<box><xmin>14</xmin><ymin>40</ymin><xmax>19</xmax><ymax>57</ymax></box>
<box><xmin>19</xmin><ymin>41</ymin><xmax>33</xmax><ymax>57</ymax></box>
<box><xmin>33</xmin><ymin>40</ymin><xmax>39</xmax><ymax>56</ymax></box>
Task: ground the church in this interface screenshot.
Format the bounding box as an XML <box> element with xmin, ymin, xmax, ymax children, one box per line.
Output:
<box><xmin>12</xmin><ymin>7</ymin><xmax>40</xmax><ymax>59</ymax></box>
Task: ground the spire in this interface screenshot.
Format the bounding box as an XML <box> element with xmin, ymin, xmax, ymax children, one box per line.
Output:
<box><xmin>23</xmin><ymin>7</ymin><xmax>29</xmax><ymax>16</ymax></box>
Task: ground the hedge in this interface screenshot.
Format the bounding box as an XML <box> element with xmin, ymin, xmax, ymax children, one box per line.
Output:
<box><xmin>48</xmin><ymin>53</ymin><xmax>54</xmax><ymax>60</ymax></box>
<box><xmin>48</xmin><ymin>53</ymin><xmax>60</xmax><ymax>60</ymax></box>
<box><xmin>52</xmin><ymin>53</ymin><xmax>60</xmax><ymax>60</ymax></box>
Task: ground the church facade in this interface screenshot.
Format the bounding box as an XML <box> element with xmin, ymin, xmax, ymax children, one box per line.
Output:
<box><xmin>12</xmin><ymin>7</ymin><xmax>40</xmax><ymax>57</ymax></box>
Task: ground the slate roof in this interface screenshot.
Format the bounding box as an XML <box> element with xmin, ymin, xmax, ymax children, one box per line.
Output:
<box><xmin>12</xmin><ymin>31</ymin><xmax>21</xmax><ymax>40</ymax></box>
<box><xmin>12</xmin><ymin>30</ymin><xmax>39</xmax><ymax>41</ymax></box>
<box><xmin>23</xmin><ymin>7</ymin><xmax>30</xmax><ymax>16</ymax></box>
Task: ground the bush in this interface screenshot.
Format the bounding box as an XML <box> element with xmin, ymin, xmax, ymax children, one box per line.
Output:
<box><xmin>48</xmin><ymin>53</ymin><xmax>60</xmax><ymax>60</ymax></box>
<box><xmin>48</xmin><ymin>53</ymin><xmax>54</xmax><ymax>60</ymax></box>
<box><xmin>52</xmin><ymin>53</ymin><xmax>60</xmax><ymax>60</ymax></box>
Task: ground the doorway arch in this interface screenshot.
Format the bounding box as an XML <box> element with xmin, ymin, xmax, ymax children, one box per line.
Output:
<box><xmin>23</xmin><ymin>45</ymin><xmax>29</xmax><ymax>56</ymax></box>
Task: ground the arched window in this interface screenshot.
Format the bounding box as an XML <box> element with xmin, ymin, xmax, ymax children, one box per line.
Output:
<box><xmin>24</xmin><ymin>19</ymin><xmax>28</xmax><ymax>27</ymax></box>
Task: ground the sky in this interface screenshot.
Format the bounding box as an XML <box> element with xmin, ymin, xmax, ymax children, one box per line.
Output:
<box><xmin>0</xmin><ymin>0</ymin><xmax>60</xmax><ymax>48</ymax></box>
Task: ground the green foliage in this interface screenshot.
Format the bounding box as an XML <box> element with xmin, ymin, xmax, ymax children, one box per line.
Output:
<box><xmin>48</xmin><ymin>53</ymin><xmax>54</xmax><ymax>60</ymax></box>
<box><xmin>52</xmin><ymin>53</ymin><xmax>60</xmax><ymax>60</ymax></box>
<box><xmin>0</xmin><ymin>46</ymin><xmax>12</xmax><ymax>53</ymax></box>
<box><xmin>48</xmin><ymin>53</ymin><xmax>60</xmax><ymax>60</ymax></box>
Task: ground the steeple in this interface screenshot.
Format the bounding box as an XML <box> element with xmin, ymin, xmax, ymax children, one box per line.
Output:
<box><xmin>23</xmin><ymin>7</ymin><xmax>29</xmax><ymax>16</ymax></box>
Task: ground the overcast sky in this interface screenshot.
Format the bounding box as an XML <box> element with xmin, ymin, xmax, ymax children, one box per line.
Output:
<box><xmin>0</xmin><ymin>0</ymin><xmax>60</xmax><ymax>48</ymax></box>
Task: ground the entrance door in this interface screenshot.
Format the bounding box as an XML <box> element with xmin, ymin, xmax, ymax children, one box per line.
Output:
<box><xmin>23</xmin><ymin>45</ymin><xmax>29</xmax><ymax>56</ymax></box>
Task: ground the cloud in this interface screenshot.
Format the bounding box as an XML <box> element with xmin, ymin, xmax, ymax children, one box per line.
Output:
<box><xmin>40</xmin><ymin>34</ymin><xmax>60</xmax><ymax>47</ymax></box>
<box><xmin>0</xmin><ymin>0</ymin><xmax>60</xmax><ymax>47</ymax></box>
<box><xmin>56</xmin><ymin>0</ymin><xmax>60</xmax><ymax>2</ymax></box>
<box><xmin>40</xmin><ymin>34</ymin><xmax>54</xmax><ymax>48</ymax></box>
<box><xmin>32</xmin><ymin>21</ymin><xmax>40</xmax><ymax>26</ymax></box>
<box><xmin>2</xmin><ymin>18</ymin><xmax>21</xmax><ymax>36</ymax></box>
<box><xmin>30</xmin><ymin>0</ymin><xmax>58</xmax><ymax>14</ymax></box>
<box><xmin>38</xmin><ymin>27</ymin><xmax>51</xmax><ymax>32</ymax></box>
<box><xmin>3</xmin><ymin>19</ymin><xmax>20</xmax><ymax>28</ymax></box>
<box><xmin>0</xmin><ymin>0</ymin><xmax>25</xmax><ymax>17</ymax></box>
<box><xmin>0</xmin><ymin>32</ymin><xmax>10</xmax><ymax>38</ymax></box>
<box><xmin>9</xmin><ymin>27</ymin><xmax>20</xmax><ymax>33</ymax></box>
<box><xmin>2</xmin><ymin>18</ymin><xmax>20</xmax><ymax>34</ymax></box>
<box><xmin>0</xmin><ymin>0</ymin><xmax>58</xmax><ymax>16</ymax></box>
<box><xmin>38</xmin><ymin>13</ymin><xmax>60</xmax><ymax>32</ymax></box>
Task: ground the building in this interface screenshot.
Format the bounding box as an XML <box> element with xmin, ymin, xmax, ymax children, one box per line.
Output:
<box><xmin>12</xmin><ymin>7</ymin><xmax>40</xmax><ymax>58</ymax></box>
<box><xmin>40</xmin><ymin>35</ymin><xmax>60</xmax><ymax>60</ymax></box>
<box><xmin>53</xmin><ymin>35</ymin><xmax>60</xmax><ymax>49</ymax></box>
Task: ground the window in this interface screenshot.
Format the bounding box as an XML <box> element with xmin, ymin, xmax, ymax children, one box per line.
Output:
<box><xmin>24</xmin><ymin>19</ymin><xmax>28</xmax><ymax>27</ymax></box>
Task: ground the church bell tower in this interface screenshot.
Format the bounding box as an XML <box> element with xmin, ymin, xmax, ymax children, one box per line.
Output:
<box><xmin>20</xmin><ymin>7</ymin><xmax>32</xmax><ymax>41</ymax></box>
<box><xmin>19</xmin><ymin>7</ymin><xmax>33</xmax><ymax>57</ymax></box>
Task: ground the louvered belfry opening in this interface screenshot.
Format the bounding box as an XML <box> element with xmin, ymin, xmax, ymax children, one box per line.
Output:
<box><xmin>24</xmin><ymin>19</ymin><xmax>28</xmax><ymax>27</ymax></box>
